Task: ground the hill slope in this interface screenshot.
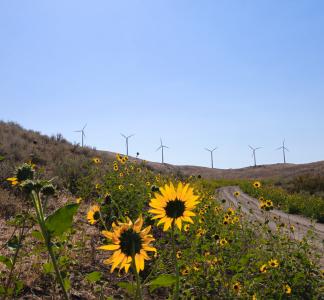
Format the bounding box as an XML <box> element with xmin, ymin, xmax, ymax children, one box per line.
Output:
<box><xmin>1</xmin><ymin>121</ymin><xmax>324</xmax><ymax>181</ymax></box>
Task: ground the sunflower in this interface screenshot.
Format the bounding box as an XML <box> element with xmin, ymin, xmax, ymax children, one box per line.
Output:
<box><xmin>253</xmin><ymin>181</ymin><xmax>261</xmax><ymax>188</ymax></box>
<box><xmin>184</xmin><ymin>224</ymin><xmax>190</xmax><ymax>232</ymax></box>
<box><xmin>113</xmin><ymin>165</ymin><xmax>119</xmax><ymax>171</ymax></box>
<box><xmin>233</xmin><ymin>282</ymin><xmax>241</xmax><ymax>293</ymax></box>
<box><xmin>87</xmin><ymin>205</ymin><xmax>101</xmax><ymax>225</ymax></box>
<box><xmin>148</xmin><ymin>182</ymin><xmax>199</xmax><ymax>231</ymax></box>
<box><xmin>259</xmin><ymin>264</ymin><xmax>267</xmax><ymax>273</ymax></box>
<box><xmin>7</xmin><ymin>177</ymin><xmax>19</xmax><ymax>186</ymax></box>
<box><xmin>268</xmin><ymin>259</ymin><xmax>279</xmax><ymax>268</ymax></box>
<box><xmin>265</xmin><ymin>200</ymin><xmax>273</xmax><ymax>207</ymax></box>
<box><xmin>219</xmin><ymin>238</ymin><xmax>228</xmax><ymax>247</ymax></box>
<box><xmin>176</xmin><ymin>251</ymin><xmax>182</xmax><ymax>259</ymax></box>
<box><xmin>180</xmin><ymin>266</ymin><xmax>189</xmax><ymax>276</ymax></box>
<box><xmin>98</xmin><ymin>216</ymin><xmax>156</xmax><ymax>273</ymax></box>
<box><xmin>284</xmin><ymin>284</ymin><xmax>291</xmax><ymax>294</ymax></box>
<box><xmin>234</xmin><ymin>191</ymin><xmax>240</xmax><ymax>197</ymax></box>
<box><xmin>118</xmin><ymin>185</ymin><xmax>124</xmax><ymax>190</ymax></box>
<box><xmin>92</xmin><ymin>157</ymin><xmax>101</xmax><ymax>164</ymax></box>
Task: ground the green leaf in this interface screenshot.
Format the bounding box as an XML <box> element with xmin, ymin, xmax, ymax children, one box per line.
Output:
<box><xmin>45</xmin><ymin>203</ymin><xmax>79</xmax><ymax>237</ymax></box>
<box><xmin>85</xmin><ymin>271</ymin><xmax>102</xmax><ymax>283</ymax></box>
<box><xmin>43</xmin><ymin>262</ymin><xmax>54</xmax><ymax>274</ymax></box>
<box><xmin>117</xmin><ymin>282</ymin><xmax>136</xmax><ymax>295</ymax></box>
<box><xmin>147</xmin><ymin>274</ymin><xmax>177</xmax><ymax>292</ymax></box>
<box><xmin>0</xmin><ymin>255</ymin><xmax>12</xmax><ymax>269</ymax></box>
<box><xmin>63</xmin><ymin>278</ymin><xmax>71</xmax><ymax>291</ymax></box>
<box><xmin>31</xmin><ymin>230</ymin><xmax>44</xmax><ymax>241</ymax></box>
<box><xmin>0</xmin><ymin>155</ymin><xmax>5</xmax><ymax>161</ymax></box>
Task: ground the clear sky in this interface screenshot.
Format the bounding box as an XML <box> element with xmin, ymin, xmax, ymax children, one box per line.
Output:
<box><xmin>1</xmin><ymin>1</ymin><xmax>324</xmax><ymax>168</ymax></box>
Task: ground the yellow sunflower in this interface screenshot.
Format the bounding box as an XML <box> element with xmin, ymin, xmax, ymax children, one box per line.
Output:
<box><xmin>184</xmin><ymin>224</ymin><xmax>190</xmax><ymax>232</ymax></box>
<box><xmin>268</xmin><ymin>259</ymin><xmax>279</xmax><ymax>268</ymax></box>
<box><xmin>92</xmin><ymin>157</ymin><xmax>101</xmax><ymax>164</ymax></box>
<box><xmin>234</xmin><ymin>191</ymin><xmax>240</xmax><ymax>197</ymax></box>
<box><xmin>7</xmin><ymin>177</ymin><xmax>19</xmax><ymax>186</ymax></box>
<box><xmin>259</xmin><ymin>264</ymin><xmax>267</xmax><ymax>273</ymax></box>
<box><xmin>253</xmin><ymin>181</ymin><xmax>261</xmax><ymax>188</ymax></box>
<box><xmin>148</xmin><ymin>182</ymin><xmax>199</xmax><ymax>231</ymax></box>
<box><xmin>98</xmin><ymin>216</ymin><xmax>156</xmax><ymax>273</ymax></box>
<box><xmin>284</xmin><ymin>284</ymin><xmax>291</xmax><ymax>294</ymax></box>
<box><xmin>233</xmin><ymin>282</ymin><xmax>241</xmax><ymax>293</ymax></box>
<box><xmin>87</xmin><ymin>205</ymin><xmax>101</xmax><ymax>225</ymax></box>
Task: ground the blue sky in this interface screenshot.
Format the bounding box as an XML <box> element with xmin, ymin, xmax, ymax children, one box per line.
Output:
<box><xmin>1</xmin><ymin>1</ymin><xmax>324</xmax><ymax>168</ymax></box>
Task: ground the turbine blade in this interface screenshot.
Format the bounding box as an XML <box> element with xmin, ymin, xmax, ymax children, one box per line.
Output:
<box><xmin>212</xmin><ymin>147</ymin><xmax>218</xmax><ymax>152</ymax></box>
<box><xmin>205</xmin><ymin>148</ymin><xmax>211</xmax><ymax>152</ymax></box>
<box><xmin>121</xmin><ymin>133</ymin><xmax>127</xmax><ymax>138</ymax></box>
<box><xmin>83</xmin><ymin>124</ymin><xmax>87</xmax><ymax>130</ymax></box>
<box><xmin>156</xmin><ymin>146</ymin><xmax>162</xmax><ymax>151</ymax></box>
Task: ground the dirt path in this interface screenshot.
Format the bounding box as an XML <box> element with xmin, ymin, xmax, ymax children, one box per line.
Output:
<box><xmin>217</xmin><ymin>186</ymin><xmax>324</xmax><ymax>268</ymax></box>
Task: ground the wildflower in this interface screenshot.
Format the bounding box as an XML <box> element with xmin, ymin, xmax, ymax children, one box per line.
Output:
<box><xmin>268</xmin><ymin>259</ymin><xmax>279</xmax><ymax>268</ymax></box>
<box><xmin>253</xmin><ymin>181</ymin><xmax>261</xmax><ymax>188</ymax></box>
<box><xmin>98</xmin><ymin>216</ymin><xmax>156</xmax><ymax>273</ymax></box>
<box><xmin>233</xmin><ymin>282</ymin><xmax>241</xmax><ymax>293</ymax></box>
<box><xmin>92</xmin><ymin>157</ymin><xmax>101</xmax><ymax>164</ymax></box>
<box><xmin>265</xmin><ymin>200</ymin><xmax>273</xmax><ymax>207</ymax></box>
<box><xmin>76</xmin><ymin>197</ymin><xmax>82</xmax><ymax>204</ymax></box>
<box><xmin>119</xmin><ymin>172</ymin><xmax>124</xmax><ymax>177</ymax></box>
<box><xmin>113</xmin><ymin>165</ymin><xmax>119</xmax><ymax>171</ymax></box>
<box><xmin>176</xmin><ymin>251</ymin><xmax>182</xmax><ymax>259</ymax></box>
<box><xmin>284</xmin><ymin>284</ymin><xmax>291</xmax><ymax>294</ymax></box>
<box><xmin>227</xmin><ymin>207</ymin><xmax>235</xmax><ymax>215</ymax></box>
<box><xmin>259</xmin><ymin>264</ymin><xmax>267</xmax><ymax>273</ymax></box>
<box><xmin>146</xmin><ymin>181</ymin><xmax>151</xmax><ymax>186</ymax></box>
<box><xmin>193</xmin><ymin>265</ymin><xmax>200</xmax><ymax>271</ymax></box>
<box><xmin>223</xmin><ymin>219</ymin><xmax>230</xmax><ymax>225</ymax></box>
<box><xmin>95</xmin><ymin>183</ymin><xmax>101</xmax><ymax>189</ymax></box>
<box><xmin>87</xmin><ymin>205</ymin><xmax>101</xmax><ymax>225</ymax></box>
<box><xmin>118</xmin><ymin>185</ymin><xmax>124</xmax><ymax>190</ymax></box>
<box><xmin>180</xmin><ymin>266</ymin><xmax>189</xmax><ymax>276</ymax></box>
<box><xmin>184</xmin><ymin>224</ymin><xmax>190</xmax><ymax>232</ymax></box>
<box><xmin>234</xmin><ymin>191</ymin><xmax>240</xmax><ymax>197</ymax></box>
<box><xmin>219</xmin><ymin>238</ymin><xmax>228</xmax><ymax>247</ymax></box>
<box><xmin>116</xmin><ymin>153</ymin><xmax>123</xmax><ymax>162</ymax></box>
<box><xmin>148</xmin><ymin>182</ymin><xmax>199</xmax><ymax>231</ymax></box>
<box><xmin>290</xmin><ymin>225</ymin><xmax>295</xmax><ymax>232</ymax></box>
<box><xmin>259</xmin><ymin>196</ymin><xmax>264</xmax><ymax>202</ymax></box>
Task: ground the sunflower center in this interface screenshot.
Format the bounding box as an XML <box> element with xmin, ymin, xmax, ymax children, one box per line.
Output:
<box><xmin>93</xmin><ymin>211</ymin><xmax>100</xmax><ymax>220</ymax></box>
<box><xmin>119</xmin><ymin>229</ymin><xmax>142</xmax><ymax>256</ymax></box>
<box><xmin>165</xmin><ymin>199</ymin><xmax>185</xmax><ymax>218</ymax></box>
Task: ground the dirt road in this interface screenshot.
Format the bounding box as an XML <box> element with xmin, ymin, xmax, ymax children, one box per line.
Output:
<box><xmin>217</xmin><ymin>186</ymin><xmax>324</xmax><ymax>267</ymax></box>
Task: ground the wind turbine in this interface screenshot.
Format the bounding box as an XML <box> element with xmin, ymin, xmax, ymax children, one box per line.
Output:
<box><xmin>74</xmin><ymin>124</ymin><xmax>87</xmax><ymax>147</ymax></box>
<box><xmin>276</xmin><ymin>139</ymin><xmax>289</xmax><ymax>164</ymax></box>
<box><xmin>249</xmin><ymin>145</ymin><xmax>262</xmax><ymax>167</ymax></box>
<box><xmin>156</xmin><ymin>138</ymin><xmax>169</xmax><ymax>164</ymax></box>
<box><xmin>121</xmin><ymin>133</ymin><xmax>134</xmax><ymax>156</ymax></box>
<box><xmin>205</xmin><ymin>147</ymin><xmax>218</xmax><ymax>169</ymax></box>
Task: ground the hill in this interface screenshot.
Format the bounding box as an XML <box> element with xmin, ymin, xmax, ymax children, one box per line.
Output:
<box><xmin>1</xmin><ymin>121</ymin><xmax>324</xmax><ymax>183</ymax></box>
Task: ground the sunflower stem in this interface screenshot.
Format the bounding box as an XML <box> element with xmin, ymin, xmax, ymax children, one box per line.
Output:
<box><xmin>30</xmin><ymin>191</ymin><xmax>69</xmax><ymax>300</ymax></box>
<box><xmin>131</xmin><ymin>255</ymin><xmax>143</xmax><ymax>300</ymax></box>
<box><xmin>171</xmin><ymin>222</ymin><xmax>180</xmax><ymax>300</ymax></box>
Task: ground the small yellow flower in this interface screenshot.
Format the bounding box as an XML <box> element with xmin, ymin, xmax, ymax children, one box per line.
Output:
<box><xmin>176</xmin><ymin>251</ymin><xmax>182</xmax><ymax>259</ymax></box>
<box><xmin>234</xmin><ymin>191</ymin><xmax>240</xmax><ymax>197</ymax></box>
<box><xmin>184</xmin><ymin>224</ymin><xmax>190</xmax><ymax>232</ymax></box>
<box><xmin>284</xmin><ymin>284</ymin><xmax>291</xmax><ymax>294</ymax></box>
<box><xmin>119</xmin><ymin>172</ymin><xmax>124</xmax><ymax>177</ymax></box>
<box><xmin>219</xmin><ymin>238</ymin><xmax>228</xmax><ymax>247</ymax></box>
<box><xmin>146</xmin><ymin>181</ymin><xmax>151</xmax><ymax>186</ymax></box>
<box><xmin>76</xmin><ymin>197</ymin><xmax>82</xmax><ymax>204</ymax></box>
<box><xmin>259</xmin><ymin>264</ymin><xmax>267</xmax><ymax>273</ymax></box>
<box><xmin>87</xmin><ymin>205</ymin><xmax>101</xmax><ymax>225</ymax></box>
<box><xmin>180</xmin><ymin>266</ymin><xmax>190</xmax><ymax>276</ymax></box>
<box><xmin>113</xmin><ymin>165</ymin><xmax>119</xmax><ymax>171</ymax></box>
<box><xmin>118</xmin><ymin>185</ymin><xmax>124</xmax><ymax>190</ymax></box>
<box><xmin>95</xmin><ymin>183</ymin><xmax>101</xmax><ymax>189</ymax></box>
<box><xmin>268</xmin><ymin>259</ymin><xmax>279</xmax><ymax>268</ymax></box>
<box><xmin>92</xmin><ymin>157</ymin><xmax>102</xmax><ymax>164</ymax></box>
<box><xmin>232</xmin><ymin>282</ymin><xmax>241</xmax><ymax>293</ymax></box>
<box><xmin>253</xmin><ymin>181</ymin><xmax>261</xmax><ymax>188</ymax></box>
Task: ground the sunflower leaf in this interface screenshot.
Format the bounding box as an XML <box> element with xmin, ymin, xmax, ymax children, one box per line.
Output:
<box><xmin>147</xmin><ymin>274</ymin><xmax>177</xmax><ymax>292</ymax></box>
<box><xmin>85</xmin><ymin>271</ymin><xmax>102</xmax><ymax>283</ymax></box>
<box><xmin>45</xmin><ymin>203</ymin><xmax>79</xmax><ymax>237</ymax></box>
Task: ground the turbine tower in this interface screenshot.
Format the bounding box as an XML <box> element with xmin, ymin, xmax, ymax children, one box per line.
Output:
<box><xmin>156</xmin><ymin>138</ymin><xmax>169</xmax><ymax>164</ymax></box>
<box><xmin>74</xmin><ymin>124</ymin><xmax>87</xmax><ymax>147</ymax></box>
<box><xmin>121</xmin><ymin>133</ymin><xmax>134</xmax><ymax>156</ymax></box>
<box><xmin>249</xmin><ymin>145</ymin><xmax>262</xmax><ymax>167</ymax></box>
<box><xmin>205</xmin><ymin>147</ymin><xmax>218</xmax><ymax>169</ymax></box>
<box><xmin>276</xmin><ymin>139</ymin><xmax>289</xmax><ymax>164</ymax></box>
